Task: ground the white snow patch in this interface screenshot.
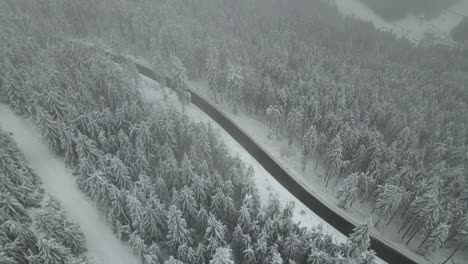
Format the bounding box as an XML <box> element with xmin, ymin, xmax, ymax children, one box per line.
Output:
<box><xmin>0</xmin><ymin>104</ymin><xmax>139</xmax><ymax>264</ymax></box>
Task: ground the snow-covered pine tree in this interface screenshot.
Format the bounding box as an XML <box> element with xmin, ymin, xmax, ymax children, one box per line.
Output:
<box><xmin>373</xmin><ymin>184</ymin><xmax>407</xmax><ymax>227</ymax></box>
<box><xmin>1</xmin><ymin>69</ymin><xmax>29</xmax><ymax>115</ymax></box>
<box><xmin>314</xmin><ymin>132</ymin><xmax>328</xmax><ymax>173</ymax></box>
<box><xmin>361</xmin><ymin>249</ymin><xmax>377</xmax><ymax>264</ymax></box>
<box><xmin>204</xmin><ymin>214</ymin><xmax>227</xmax><ymax>253</ymax></box>
<box><xmin>129</xmin><ymin>231</ymin><xmax>146</xmax><ymax>262</ymax></box>
<box><xmin>301</xmin><ymin>125</ymin><xmax>317</xmax><ymax>172</ymax></box>
<box><xmin>337</xmin><ymin>172</ymin><xmax>359</xmax><ymax>208</ymax></box>
<box><xmin>177</xmin><ymin>243</ymin><xmax>197</xmax><ymax>263</ymax></box>
<box><xmin>418</xmin><ymin>222</ymin><xmax>449</xmax><ymax>256</ymax></box>
<box><xmin>170</xmin><ymin>55</ymin><xmax>190</xmax><ymax>112</ymax></box>
<box><xmin>164</xmin><ymin>256</ymin><xmax>184</xmax><ymax>264</ymax></box>
<box><xmin>207</xmin><ymin>46</ymin><xmax>219</xmax><ymax>102</ymax></box>
<box><xmin>269</xmin><ymin>245</ymin><xmax>283</xmax><ymax>264</ymax></box>
<box><xmin>243</xmin><ymin>244</ymin><xmax>256</xmax><ymax>264</ymax></box>
<box><xmin>190</xmin><ymin>175</ymin><xmax>209</xmax><ymax>206</ymax></box>
<box><xmin>210</xmin><ymin>187</ymin><xmax>235</xmax><ymax>224</ymax></box>
<box><xmin>283</xmin><ymin>232</ymin><xmax>302</xmax><ymax>261</ymax></box>
<box><xmin>0</xmin><ymin>193</ymin><xmax>30</xmax><ymax>222</ymax></box>
<box><xmin>103</xmin><ymin>154</ymin><xmax>131</xmax><ymax>190</ymax></box>
<box><xmin>325</xmin><ymin>134</ymin><xmax>345</xmax><ymax>187</ymax></box>
<box><xmin>238</xmin><ymin>201</ymin><xmax>252</xmax><ymax>231</ymax></box>
<box><xmin>266</xmin><ymin>105</ymin><xmax>282</xmax><ymax>137</ymax></box>
<box><xmin>35</xmin><ymin>107</ymin><xmax>61</xmax><ymax>152</ymax></box>
<box><xmin>286</xmin><ymin>109</ymin><xmax>303</xmax><ymax>146</ymax></box>
<box><xmin>36</xmin><ymin>236</ymin><xmax>71</xmax><ymax>264</ymax></box>
<box><xmin>142</xmin><ymin>196</ymin><xmax>166</xmax><ymax>242</ymax></box>
<box><xmin>209</xmin><ymin>247</ymin><xmax>234</xmax><ymax>264</ymax></box>
<box><xmin>180</xmin><ymin>154</ymin><xmax>195</xmax><ymax>185</ymax></box>
<box><xmin>83</xmin><ymin>170</ymin><xmax>111</xmax><ymax>209</ymax></box>
<box><xmin>307</xmin><ymin>245</ymin><xmax>330</xmax><ymax>264</ymax></box>
<box><xmin>347</xmin><ymin>219</ymin><xmax>371</xmax><ymax>256</ymax></box>
<box><xmin>226</xmin><ymin>63</ymin><xmax>244</xmax><ymax>113</ymax></box>
<box><xmin>175</xmin><ymin>186</ymin><xmax>198</xmax><ymax>220</ymax></box>
<box><xmin>166</xmin><ymin>205</ymin><xmax>192</xmax><ymax>252</ymax></box>
<box><xmin>75</xmin><ymin>133</ymin><xmax>102</xmax><ymax>164</ymax></box>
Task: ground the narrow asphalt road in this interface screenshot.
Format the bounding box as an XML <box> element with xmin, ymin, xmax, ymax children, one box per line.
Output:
<box><xmin>131</xmin><ymin>60</ymin><xmax>428</xmax><ymax>264</ymax></box>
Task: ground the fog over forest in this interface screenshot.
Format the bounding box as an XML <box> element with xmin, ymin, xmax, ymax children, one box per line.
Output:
<box><xmin>1</xmin><ymin>1</ymin><xmax>468</xmax><ymax>264</ymax></box>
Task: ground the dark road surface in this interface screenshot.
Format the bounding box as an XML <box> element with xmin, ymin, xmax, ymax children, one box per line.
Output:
<box><xmin>131</xmin><ymin>57</ymin><xmax>424</xmax><ymax>264</ymax></box>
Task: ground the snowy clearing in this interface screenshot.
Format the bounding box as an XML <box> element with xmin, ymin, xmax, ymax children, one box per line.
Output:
<box><xmin>138</xmin><ymin>76</ymin><xmax>349</xmax><ymax>244</ymax></box>
<box><xmin>333</xmin><ymin>0</ymin><xmax>468</xmax><ymax>44</ymax></box>
<box><xmin>0</xmin><ymin>104</ymin><xmax>138</xmax><ymax>264</ymax></box>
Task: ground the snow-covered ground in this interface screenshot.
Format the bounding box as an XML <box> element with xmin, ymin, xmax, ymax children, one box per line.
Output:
<box><xmin>0</xmin><ymin>104</ymin><xmax>138</xmax><ymax>264</ymax></box>
<box><xmin>333</xmin><ymin>0</ymin><xmax>468</xmax><ymax>44</ymax></box>
<box><xmin>189</xmin><ymin>80</ymin><xmax>467</xmax><ymax>264</ymax></box>
<box><xmin>138</xmin><ymin>76</ymin><xmax>349</xmax><ymax>245</ymax></box>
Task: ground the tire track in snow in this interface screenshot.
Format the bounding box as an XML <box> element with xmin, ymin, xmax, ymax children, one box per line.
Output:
<box><xmin>0</xmin><ymin>104</ymin><xmax>138</xmax><ymax>264</ymax></box>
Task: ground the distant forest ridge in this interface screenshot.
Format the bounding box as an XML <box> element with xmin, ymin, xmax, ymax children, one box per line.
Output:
<box><xmin>360</xmin><ymin>0</ymin><xmax>460</xmax><ymax>21</ymax></box>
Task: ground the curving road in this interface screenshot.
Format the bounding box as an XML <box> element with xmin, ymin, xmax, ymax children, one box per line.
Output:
<box><xmin>91</xmin><ymin>46</ymin><xmax>427</xmax><ymax>264</ymax></box>
<box><xmin>131</xmin><ymin>61</ymin><xmax>431</xmax><ymax>264</ymax></box>
<box><xmin>130</xmin><ymin>61</ymin><xmax>429</xmax><ymax>264</ymax></box>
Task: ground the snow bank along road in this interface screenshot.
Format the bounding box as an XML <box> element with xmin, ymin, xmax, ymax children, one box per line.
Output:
<box><xmin>132</xmin><ymin>60</ymin><xmax>427</xmax><ymax>264</ymax></box>
<box><xmin>0</xmin><ymin>104</ymin><xmax>138</xmax><ymax>264</ymax></box>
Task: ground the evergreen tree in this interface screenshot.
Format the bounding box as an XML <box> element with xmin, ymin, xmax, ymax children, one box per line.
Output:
<box><xmin>103</xmin><ymin>155</ymin><xmax>131</xmax><ymax>190</ymax></box>
<box><xmin>348</xmin><ymin>219</ymin><xmax>371</xmax><ymax>256</ymax></box>
<box><xmin>362</xmin><ymin>249</ymin><xmax>377</xmax><ymax>264</ymax></box>
<box><xmin>207</xmin><ymin>47</ymin><xmax>219</xmax><ymax>102</ymax></box>
<box><xmin>166</xmin><ymin>205</ymin><xmax>192</xmax><ymax>252</ymax></box>
<box><xmin>35</xmin><ymin>107</ymin><xmax>61</xmax><ymax>152</ymax></box>
<box><xmin>190</xmin><ymin>175</ymin><xmax>209</xmax><ymax>206</ymax></box>
<box><xmin>286</xmin><ymin>109</ymin><xmax>303</xmax><ymax>146</ymax></box>
<box><xmin>83</xmin><ymin>170</ymin><xmax>111</xmax><ymax>209</ymax></box>
<box><xmin>266</xmin><ymin>105</ymin><xmax>282</xmax><ymax>137</ymax></box>
<box><xmin>142</xmin><ymin>196</ymin><xmax>166</xmax><ymax>242</ymax></box>
<box><xmin>337</xmin><ymin>172</ymin><xmax>359</xmax><ymax>208</ymax></box>
<box><xmin>418</xmin><ymin>222</ymin><xmax>449</xmax><ymax>256</ymax></box>
<box><xmin>270</xmin><ymin>246</ymin><xmax>283</xmax><ymax>264</ymax></box>
<box><xmin>176</xmin><ymin>186</ymin><xmax>198</xmax><ymax>220</ymax></box>
<box><xmin>164</xmin><ymin>256</ymin><xmax>184</xmax><ymax>264</ymax></box>
<box><xmin>211</xmin><ymin>188</ymin><xmax>235</xmax><ymax>224</ymax></box>
<box><xmin>283</xmin><ymin>232</ymin><xmax>302</xmax><ymax>261</ymax></box>
<box><xmin>0</xmin><ymin>193</ymin><xmax>29</xmax><ymax>222</ymax></box>
<box><xmin>75</xmin><ymin>133</ymin><xmax>101</xmax><ymax>163</ymax></box>
<box><xmin>373</xmin><ymin>184</ymin><xmax>407</xmax><ymax>227</ymax></box>
<box><xmin>209</xmin><ymin>247</ymin><xmax>234</xmax><ymax>264</ymax></box>
<box><xmin>301</xmin><ymin>125</ymin><xmax>317</xmax><ymax>172</ymax></box>
<box><xmin>226</xmin><ymin>64</ymin><xmax>243</xmax><ymax>113</ymax></box>
<box><xmin>176</xmin><ymin>243</ymin><xmax>197</xmax><ymax>263</ymax></box>
<box><xmin>204</xmin><ymin>214</ymin><xmax>227</xmax><ymax>248</ymax></box>
<box><xmin>1</xmin><ymin>70</ymin><xmax>29</xmax><ymax>114</ymax></box>
<box><xmin>307</xmin><ymin>246</ymin><xmax>329</xmax><ymax>264</ymax></box>
<box><xmin>325</xmin><ymin>134</ymin><xmax>345</xmax><ymax>187</ymax></box>
<box><xmin>36</xmin><ymin>236</ymin><xmax>71</xmax><ymax>264</ymax></box>
<box><xmin>180</xmin><ymin>154</ymin><xmax>195</xmax><ymax>185</ymax></box>
<box><xmin>170</xmin><ymin>55</ymin><xmax>189</xmax><ymax>112</ymax></box>
<box><xmin>242</xmin><ymin>244</ymin><xmax>256</xmax><ymax>264</ymax></box>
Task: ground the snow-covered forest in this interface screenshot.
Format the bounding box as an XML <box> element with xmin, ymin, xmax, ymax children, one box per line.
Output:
<box><xmin>0</xmin><ymin>127</ymin><xmax>90</xmax><ymax>263</ymax></box>
<box><xmin>1</xmin><ymin>0</ymin><xmax>467</xmax><ymax>263</ymax></box>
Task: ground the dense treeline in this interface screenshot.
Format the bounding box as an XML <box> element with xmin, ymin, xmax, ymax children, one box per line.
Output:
<box><xmin>1</xmin><ymin>0</ymin><xmax>467</xmax><ymax>262</ymax></box>
<box><xmin>0</xmin><ymin>8</ymin><xmax>378</xmax><ymax>264</ymax></box>
<box><xmin>0</xmin><ymin>128</ymin><xmax>89</xmax><ymax>263</ymax></box>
